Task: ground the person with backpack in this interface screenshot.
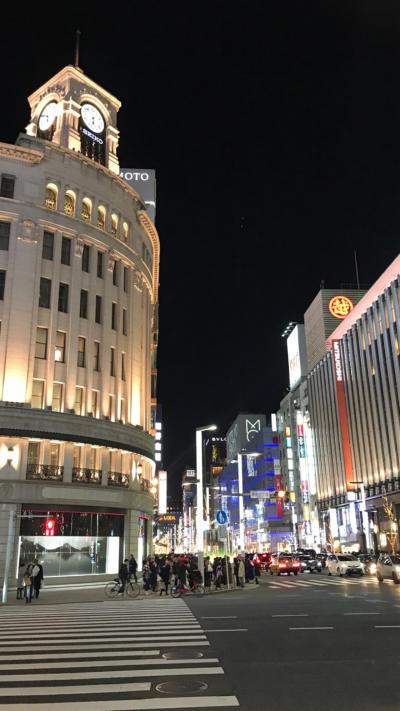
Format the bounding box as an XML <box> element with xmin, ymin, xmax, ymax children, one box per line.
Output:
<box><xmin>159</xmin><ymin>557</ymin><xmax>171</xmax><ymax>596</ymax></box>
<box><xmin>31</xmin><ymin>559</ymin><xmax>44</xmax><ymax>599</ymax></box>
<box><xmin>24</xmin><ymin>562</ymin><xmax>34</xmax><ymax>604</ymax></box>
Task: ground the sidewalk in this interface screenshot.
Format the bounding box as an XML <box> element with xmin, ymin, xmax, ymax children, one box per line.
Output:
<box><xmin>1</xmin><ymin>579</ymin><xmax>258</xmax><ymax>607</ymax></box>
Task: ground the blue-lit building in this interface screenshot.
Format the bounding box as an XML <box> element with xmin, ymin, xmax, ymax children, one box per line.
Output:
<box><xmin>215</xmin><ymin>417</ymin><xmax>293</xmax><ymax>552</ymax></box>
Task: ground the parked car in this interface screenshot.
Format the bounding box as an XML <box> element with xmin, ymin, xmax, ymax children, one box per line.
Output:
<box><xmin>326</xmin><ymin>554</ymin><xmax>365</xmax><ymax>577</ymax></box>
<box><xmin>376</xmin><ymin>554</ymin><xmax>400</xmax><ymax>584</ymax></box>
<box><xmin>355</xmin><ymin>553</ymin><xmax>377</xmax><ymax>575</ymax></box>
<box><xmin>269</xmin><ymin>554</ymin><xmax>301</xmax><ymax>576</ymax></box>
<box><xmin>294</xmin><ymin>553</ymin><xmax>322</xmax><ymax>573</ymax></box>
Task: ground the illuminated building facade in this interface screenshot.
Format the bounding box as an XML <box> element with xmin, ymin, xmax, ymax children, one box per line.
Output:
<box><xmin>0</xmin><ymin>64</ymin><xmax>160</xmax><ymax>583</ymax></box>
<box><xmin>308</xmin><ymin>256</ymin><xmax>400</xmax><ymax>552</ymax></box>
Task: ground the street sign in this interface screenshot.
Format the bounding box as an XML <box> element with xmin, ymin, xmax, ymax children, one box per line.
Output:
<box><xmin>216</xmin><ymin>510</ymin><xmax>228</xmax><ymax>524</ymax></box>
<box><xmin>250</xmin><ymin>490</ymin><xmax>271</xmax><ymax>499</ymax></box>
<box><xmin>218</xmin><ymin>523</ymin><xmax>228</xmax><ymax>539</ymax></box>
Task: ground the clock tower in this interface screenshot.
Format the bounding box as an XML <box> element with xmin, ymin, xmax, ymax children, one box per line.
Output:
<box><xmin>25</xmin><ymin>64</ymin><xmax>121</xmax><ymax>174</ymax></box>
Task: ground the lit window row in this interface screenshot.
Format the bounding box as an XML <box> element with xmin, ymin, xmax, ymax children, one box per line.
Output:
<box><xmin>35</xmin><ymin>328</ymin><xmax>126</xmax><ymax>378</ymax></box>
<box><xmin>44</xmin><ymin>183</ymin><xmax>129</xmax><ymax>242</ymax></box>
<box><xmin>31</xmin><ymin>380</ymin><xmax>127</xmax><ymax>421</ymax></box>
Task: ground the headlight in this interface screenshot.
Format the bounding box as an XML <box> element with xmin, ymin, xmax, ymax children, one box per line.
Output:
<box><xmin>396</xmin><ymin>566</ymin><xmax>400</xmax><ymax>574</ymax></box>
<box><xmin>370</xmin><ymin>563</ymin><xmax>377</xmax><ymax>574</ymax></box>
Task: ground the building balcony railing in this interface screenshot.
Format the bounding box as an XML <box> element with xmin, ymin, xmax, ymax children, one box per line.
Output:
<box><xmin>140</xmin><ymin>478</ymin><xmax>151</xmax><ymax>492</ymax></box>
<box><xmin>108</xmin><ymin>471</ymin><xmax>129</xmax><ymax>488</ymax></box>
<box><xmin>72</xmin><ymin>467</ymin><xmax>102</xmax><ymax>485</ymax></box>
<box><xmin>26</xmin><ymin>464</ymin><xmax>64</xmax><ymax>481</ymax></box>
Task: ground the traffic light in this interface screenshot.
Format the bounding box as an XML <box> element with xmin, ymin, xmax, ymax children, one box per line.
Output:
<box><xmin>45</xmin><ymin>518</ymin><xmax>55</xmax><ymax>536</ymax></box>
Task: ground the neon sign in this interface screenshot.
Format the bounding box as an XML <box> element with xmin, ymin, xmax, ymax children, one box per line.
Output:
<box><xmin>329</xmin><ymin>295</ymin><xmax>354</xmax><ymax>319</ymax></box>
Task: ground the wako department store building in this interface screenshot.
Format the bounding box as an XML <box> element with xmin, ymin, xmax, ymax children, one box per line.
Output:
<box><xmin>0</xmin><ymin>63</ymin><xmax>160</xmax><ymax>582</ymax></box>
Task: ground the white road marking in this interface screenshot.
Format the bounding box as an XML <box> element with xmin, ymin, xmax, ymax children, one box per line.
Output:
<box><xmin>0</xmin><ymin>682</ymin><xmax>151</xmax><ymax>696</ymax></box>
<box><xmin>289</xmin><ymin>626</ymin><xmax>334</xmax><ymax>631</ymax></box>
<box><xmin>203</xmin><ymin>629</ymin><xmax>248</xmax><ymax>633</ymax></box>
<box><xmin>272</xmin><ymin>614</ymin><xmax>309</xmax><ymax>617</ymax></box>
<box><xmin>0</xmin><ymin>635</ymin><xmax>207</xmax><ymax>645</ymax></box>
<box><xmin>0</xmin><ymin>658</ymin><xmax>219</xmax><ymax>671</ymax></box>
<box><xmin>343</xmin><ymin>612</ymin><xmax>381</xmax><ymax>615</ymax></box>
<box><xmin>201</xmin><ymin>616</ymin><xmax>238</xmax><ymax>619</ymax></box>
<box><xmin>0</xmin><ymin>697</ymin><xmax>240</xmax><ymax>710</ymax></box>
<box><xmin>0</xmin><ymin>641</ymin><xmax>211</xmax><ymax>651</ymax></box>
<box><xmin>0</xmin><ymin>650</ymin><xmax>160</xmax><ymax>661</ymax></box>
<box><xmin>0</xmin><ymin>666</ymin><xmax>224</xmax><ymax>682</ymax></box>
<box><xmin>374</xmin><ymin>625</ymin><xmax>400</xmax><ymax>629</ymax></box>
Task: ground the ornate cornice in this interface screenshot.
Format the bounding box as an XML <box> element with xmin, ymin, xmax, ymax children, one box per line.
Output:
<box><xmin>0</xmin><ymin>142</ymin><xmax>43</xmax><ymax>165</ymax></box>
<box><xmin>137</xmin><ymin>210</ymin><xmax>160</xmax><ymax>304</ymax></box>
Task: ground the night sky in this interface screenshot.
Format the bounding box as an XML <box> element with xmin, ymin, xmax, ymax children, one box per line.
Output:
<box><xmin>2</xmin><ymin>2</ymin><xmax>400</xmax><ymax>495</ymax></box>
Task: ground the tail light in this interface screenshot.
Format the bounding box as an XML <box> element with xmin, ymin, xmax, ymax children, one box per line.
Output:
<box><xmin>278</xmin><ymin>563</ymin><xmax>287</xmax><ymax>569</ymax></box>
<box><xmin>293</xmin><ymin>562</ymin><xmax>300</xmax><ymax>568</ymax></box>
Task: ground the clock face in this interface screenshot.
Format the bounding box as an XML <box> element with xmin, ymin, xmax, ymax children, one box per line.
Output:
<box><xmin>38</xmin><ymin>102</ymin><xmax>58</xmax><ymax>132</ymax></box>
<box><xmin>81</xmin><ymin>103</ymin><xmax>105</xmax><ymax>133</ymax></box>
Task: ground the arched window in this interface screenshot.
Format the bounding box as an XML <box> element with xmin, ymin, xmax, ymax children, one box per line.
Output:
<box><xmin>97</xmin><ymin>205</ymin><xmax>106</xmax><ymax>229</ymax></box>
<box><xmin>111</xmin><ymin>213</ymin><xmax>118</xmax><ymax>236</ymax></box>
<box><xmin>64</xmin><ymin>190</ymin><xmax>76</xmax><ymax>216</ymax></box>
<box><xmin>45</xmin><ymin>184</ymin><xmax>57</xmax><ymax>210</ymax></box>
<box><xmin>81</xmin><ymin>197</ymin><xmax>92</xmax><ymax>222</ymax></box>
<box><xmin>122</xmin><ymin>221</ymin><xmax>129</xmax><ymax>242</ymax></box>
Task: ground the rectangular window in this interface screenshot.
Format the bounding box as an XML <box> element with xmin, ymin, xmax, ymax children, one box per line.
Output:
<box><xmin>0</xmin><ymin>271</ymin><xmax>5</xmax><ymax>300</ymax></box>
<box><xmin>92</xmin><ymin>389</ymin><xmax>99</xmax><ymax>417</ymax></box>
<box><xmin>95</xmin><ymin>295</ymin><xmax>102</xmax><ymax>324</ymax></box>
<box><xmin>49</xmin><ymin>443</ymin><xmax>60</xmax><ymax>467</ymax></box>
<box><xmin>61</xmin><ymin>236</ymin><xmax>71</xmax><ymax>265</ymax></box>
<box><xmin>42</xmin><ymin>231</ymin><xmax>54</xmax><ymax>260</ymax></box>
<box><xmin>93</xmin><ymin>341</ymin><xmax>100</xmax><ymax>371</ymax></box>
<box><xmin>89</xmin><ymin>447</ymin><xmax>99</xmax><ymax>470</ymax></box>
<box><xmin>27</xmin><ymin>441</ymin><xmax>40</xmax><ymax>467</ymax></box>
<box><xmin>73</xmin><ymin>445</ymin><xmax>81</xmax><ymax>468</ymax></box>
<box><xmin>110</xmin><ymin>347</ymin><xmax>115</xmax><ymax>376</ymax></box>
<box><xmin>122</xmin><ymin>308</ymin><xmax>127</xmax><ymax>336</ymax></box>
<box><xmin>0</xmin><ymin>175</ymin><xmax>15</xmax><ymax>199</ymax></box>
<box><xmin>80</xmin><ymin>289</ymin><xmax>88</xmax><ymax>319</ymax></box>
<box><xmin>111</xmin><ymin>302</ymin><xmax>117</xmax><ymax>330</ymax></box>
<box><xmin>35</xmin><ymin>327</ymin><xmax>48</xmax><ymax>359</ymax></box>
<box><xmin>123</xmin><ymin>267</ymin><xmax>129</xmax><ymax>293</ymax></box>
<box><xmin>31</xmin><ymin>380</ymin><xmax>44</xmax><ymax>408</ymax></box>
<box><xmin>58</xmin><ymin>283</ymin><xmax>69</xmax><ymax>312</ymax></box>
<box><xmin>120</xmin><ymin>398</ymin><xmax>126</xmax><ymax>423</ymax></box>
<box><xmin>52</xmin><ymin>382</ymin><xmax>63</xmax><ymax>412</ymax></box>
<box><xmin>55</xmin><ymin>331</ymin><xmax>66</xmax><ymax>363</ymax></box>
<box><xmin>113</xmin><ymin>260</ymin><xmax>118</xmax><ymax>286</ymax></box>
<box><xmin>0</xmin><ymin>222</ymin><xmax>10</xmax><ymax>250</ymax></box>
<box><xmin>39</xmin><ymin>277</ymin><xmax>51</xmax><ymax>309</ymax></box>
<box><xmin>109</xmin><ymin>394</ymin><xmax>114</xmax><ymax>419</ymax></box>
<box><xmin>121</xmin><ymin>352</ymin><xmax>126</xmax><ymax>381</ymax></box>
<box><xmin>97</xmin><ymin>251</ymin><xmax>103</xmax><ymax>278</ymax></box>
<box><xmin>74</xmin><ymin>387</ymin><xmax>84</xmax><ymax>415</ymax></box>
<box><xmin>77</xmin><ymin>337</ymin><xmax>86</xmax><ymax>367</ymax></box>
<box><xmin>82</xmin><ymin>244</ymin><xmax>90</xmax><ymax>272</ymax></box>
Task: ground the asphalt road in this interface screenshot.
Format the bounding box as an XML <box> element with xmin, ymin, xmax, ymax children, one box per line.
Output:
<box><xmin>186</xmin><ymin>571</ymin><xmax>400</xmax><ymax>711</ymax></box>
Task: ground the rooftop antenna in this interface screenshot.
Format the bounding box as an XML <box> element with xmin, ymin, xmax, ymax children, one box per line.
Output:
<box><xmin>354</xmin><ymin>249</ymin><xmax>360</xmax><ymax>289</ymax></box>
<box><xmin>74</xmin><ymin>29</ymin><xmax>81</xmax><ymax>68</ymax></box>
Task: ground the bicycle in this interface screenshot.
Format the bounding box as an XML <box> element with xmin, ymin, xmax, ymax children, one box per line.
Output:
<box><xmin>105</xmin><ymin>577</ymin><xmax>140</xmax><ymax>599</ymax></box>
<box><xmin>171</xmin><ymin>580</ymin><xmax>205</xmax><ymax>598</ymax></box>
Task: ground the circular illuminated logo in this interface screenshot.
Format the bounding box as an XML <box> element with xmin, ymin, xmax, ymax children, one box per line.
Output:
<box><xmin>329</xmin><ymin>295</ymin><xmax>354</xmax><ymax>319</ymax></box>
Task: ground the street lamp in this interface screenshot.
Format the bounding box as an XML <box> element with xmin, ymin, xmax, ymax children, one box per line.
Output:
<box><xmin>349</xmin><ymin>480</ymin><xmax>372</xmax><ymax>552</ymax></box>
<box><xmin>196</xmin><ymin>424</ymin><xmax>217</xmax><ymax>574</ymax></box>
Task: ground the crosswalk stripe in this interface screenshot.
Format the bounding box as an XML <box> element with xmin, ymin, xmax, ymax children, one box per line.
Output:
<box><xmin>0</xmin><ymin>682</ymin><xmax>151</xmax><ymax>696</ymax></box>
<box><xmin>0</xmin><ymin>666</ymin><xmax>224</xmax><ymax>682</ymax></box>
<box><xmin>0</xmin><ymin>697</ymin><xmax>240</xmax><ymax>710</ymax></box>
<box><xmin>0</xmin><ymin>599</ymin><xmax>238</xmax><ymax>710</ymax></box>
<box><xmin>0</xmin><ymin>657</ymin><xmax>219</xmax><ymax>671</ymax></box>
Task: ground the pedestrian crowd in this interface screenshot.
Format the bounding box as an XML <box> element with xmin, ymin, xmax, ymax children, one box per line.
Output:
<box><xmin>16</xmin><ymin>558</ymin><xmax>44</xmax><ymax>603</ymax></box>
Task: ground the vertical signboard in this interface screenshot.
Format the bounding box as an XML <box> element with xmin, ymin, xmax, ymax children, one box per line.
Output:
<box><xmin>158</xmin><ymin>470</ymin><xmax>167</xmax><ymax>514</ymax></box>
<box><xmin>332</xmin><ymin>339</ymin><xmax>354</xmax><ymax>489</ymax></box>
<box><xmin>120</xmin><ymin>169</ymin><xmax>156</xmax><ymax>223</ymax></box>
<box><xmin>287</xmin><ymin>325</ymin><xmax>307</xmax><ymax>390</ymax></box>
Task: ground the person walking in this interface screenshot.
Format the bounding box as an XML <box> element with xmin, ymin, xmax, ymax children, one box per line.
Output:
<box><xmin>254</xmin><ymin>557</ymin><xmax>261</xmax><ymax>585</ymax></box>
<box><xmin>16</xmin><ymin>562</ymin><xmax>25</xmax><ymax>600</ymax></box>
<box><xmin>24</xmin><ymin>562</ymin><xmax>34</xmax><ymax>604</ymax></box>
<box><xmin>149</xmin><ymin>557</ymin><xmax>158</xmax><ymax>592</ymax></box>
<box><xmin>128</xmin><ymin>554</ymin><xmax>138</xmax><ymax>583</ymax></box>
<box><xmin>31</xmin><ymin>559</ymin><xmax>44</xmax><ymax>599</ymax></box>
<box><xmin>204</xmin><ymin>557</ymin><xmax>213</xmax><ymax>591</ymax></box>
<box><xmin>118</xmin><ymin>559</ymin><xmax>129</xmax><ymax>593</ymax></box>
<box><xmin>233</xmin><ymin>557</ymin><xmax>239</xmax><ymax>587</ymax></box>
<box><xmin>238</xmin><ymin>556</ymin><xmax>245</xmax><ymax>588</ymax></box>
<box><xmin>159</xmin><ymin>558</ymin><xmax>171</xmax><ymax>596</ymax></box>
